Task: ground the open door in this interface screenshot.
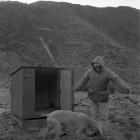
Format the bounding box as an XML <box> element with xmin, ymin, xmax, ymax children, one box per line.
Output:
<box><xmin>60</xmin><ymin>69</ymin><xmax>74</xmax><ymax>111</ymax></box>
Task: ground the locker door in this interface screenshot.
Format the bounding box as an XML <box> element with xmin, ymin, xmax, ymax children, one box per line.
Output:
<box><xmin>11</xmin><ymin>69</ymin><xmax>23</xmax><ymax>118</ymax></box>
<box><xmin>60</xmin><ymin>69</ymin><xmax>74</xmax><ymax>110</ymax></box>
<box><xmin>23</xmin><ymin>68</ymin><xmax>35</xmax><ymax>119</ymax></box>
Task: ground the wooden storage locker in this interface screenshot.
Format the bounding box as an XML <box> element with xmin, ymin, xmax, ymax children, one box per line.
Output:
<box><xmin>11</xmin><ymin>67</ymin><xmax>74</xmax><ymax>119</ymax></box>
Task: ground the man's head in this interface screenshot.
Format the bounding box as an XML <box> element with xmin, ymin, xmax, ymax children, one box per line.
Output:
<box><xmin>91</xmin><ymin>56</ymin><xmax>104</xmax><ymax>73</ymax></box>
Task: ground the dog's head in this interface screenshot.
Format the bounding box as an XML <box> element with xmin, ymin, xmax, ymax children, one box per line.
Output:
<box><xmin>38</xmin><ymin>117</ymin><xmax>55</xmax><ymax>139</ymax></box>
<box><xmin>89</xmin><ymin>119</ymin><xmax>103</xmax><ymax>136</ymax></box>
<box><xmin>86</xmin><ymin>127</ymin><xmax>101</xmax><ymax>137</ymax></box>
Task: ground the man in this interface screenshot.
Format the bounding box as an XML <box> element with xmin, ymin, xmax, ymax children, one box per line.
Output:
<box><xmin>73</xmin><ymin>56</ymin><xmax>130</xmax><ymax>135</ymax></box>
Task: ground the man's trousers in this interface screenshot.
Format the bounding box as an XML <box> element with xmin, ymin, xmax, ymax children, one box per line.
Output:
<box><xmin>89</xmin><ymin>100</ymin><xmax>109</xmax><ymax>133</ymax></box>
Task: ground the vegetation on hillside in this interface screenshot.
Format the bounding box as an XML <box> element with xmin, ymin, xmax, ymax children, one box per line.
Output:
<box><xmin>0</xmin><ymin>1</ymin><xmax>139</xmax><ymax>84</ymax></box>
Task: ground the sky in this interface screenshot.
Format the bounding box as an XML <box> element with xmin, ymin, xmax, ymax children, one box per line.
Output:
<box><xmin>1</xmin><ymin>0</ymin><xmax>140</xmax><ymax>9</ymax></box>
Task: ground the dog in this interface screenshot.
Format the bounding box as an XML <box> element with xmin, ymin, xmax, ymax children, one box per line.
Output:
<box><xmin>39</xmin><ymin>110</ymin><xmax>103</xmax><ymax>140</ymax></box>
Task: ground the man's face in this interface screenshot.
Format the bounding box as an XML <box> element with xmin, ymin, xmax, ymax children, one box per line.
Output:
<box><xmin>92</xmin><ymin>63</ymin><xmax>103</xmax><ymax>73</ymax></box>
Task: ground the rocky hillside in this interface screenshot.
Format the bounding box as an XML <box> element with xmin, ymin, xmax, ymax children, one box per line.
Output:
<box><xmin>0</xmin><ymin>1</ymin><xmax>139</xmax><ymax>85</ymax></box>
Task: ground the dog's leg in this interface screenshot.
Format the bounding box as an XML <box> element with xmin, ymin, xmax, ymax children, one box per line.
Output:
<box><xmin>41</xmin><ymin>117</ymin><xmax>61</xmax><ymax>140</ymax></box>
<box><xmin>38</xmin><ymin>127</ymin><xmax>50</xmax><ymax>140</ymax></box>
<box><xmin>76</xmin><ymin>128</ymin><xmax>86</xmax><ymax>140</ymax></box>
<box><xmin>51</xmin><ymin>119</ymin><xmax>63</xmax><ymax>140</ymax></box>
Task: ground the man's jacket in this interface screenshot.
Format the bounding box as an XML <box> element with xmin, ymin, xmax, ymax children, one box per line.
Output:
<box><xmin>73</xmin><ymin>56</ymin><xmax>130</xmax><ymax>102</ymax></box>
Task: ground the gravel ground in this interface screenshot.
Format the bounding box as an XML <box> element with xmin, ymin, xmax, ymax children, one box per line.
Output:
<box><xmin>0</xmin><ymin>89</ymin><xmax>140</xmax><ymax>140</ymax></box>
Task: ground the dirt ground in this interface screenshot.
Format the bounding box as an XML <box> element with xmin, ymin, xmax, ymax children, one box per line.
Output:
<box><xmin>0</xmin><ymin>87</ymin><xmax>140</xmax><ymax>140</ymax></box>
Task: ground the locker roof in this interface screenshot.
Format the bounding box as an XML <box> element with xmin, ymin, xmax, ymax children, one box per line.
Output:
<box><xmin>10</xmin><ymin>66</ymin><xmax>70</xmax><ymax>76</ymax></box>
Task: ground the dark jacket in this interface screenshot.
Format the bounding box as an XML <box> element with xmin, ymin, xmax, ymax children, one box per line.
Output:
<box><xmin>73</xmin><ymin>56</ymin><xmax>130</xmax><ymax>102</ymax></box>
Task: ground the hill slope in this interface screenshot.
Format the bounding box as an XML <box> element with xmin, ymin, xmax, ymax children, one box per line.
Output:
<box><xmin>0</xmin><ymin>1</ymin><xmax>139</xmax><ymax>84</ymax></box>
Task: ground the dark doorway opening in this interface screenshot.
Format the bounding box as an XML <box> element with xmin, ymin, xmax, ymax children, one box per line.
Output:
<box><xmin>35</xmin><ymin>68</ymin><xmax>60</xmax><ymax>112</ymax></box>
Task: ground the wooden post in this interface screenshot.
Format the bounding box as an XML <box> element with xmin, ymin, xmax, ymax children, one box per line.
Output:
<box><xmin>39</xmin><ymin>36</ymin><xmax>59</xmax><ymax>67</ymax></box>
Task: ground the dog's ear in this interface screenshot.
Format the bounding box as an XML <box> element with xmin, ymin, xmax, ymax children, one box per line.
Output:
<box><xmin>41</xmin><ymin>114</ymin><xmax>48</xmax><ymax>118</ymax></box>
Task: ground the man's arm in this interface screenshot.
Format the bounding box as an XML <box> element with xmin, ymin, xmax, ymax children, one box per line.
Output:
<box><xmin>73</xmin><ymin>70</ymin><xmax>89</xmax><ymax>92</ymax></box>
<box><xmin>109</xmin><ymin>70</ymin><xmax>130</xmax><ymax>94</ymax></box>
